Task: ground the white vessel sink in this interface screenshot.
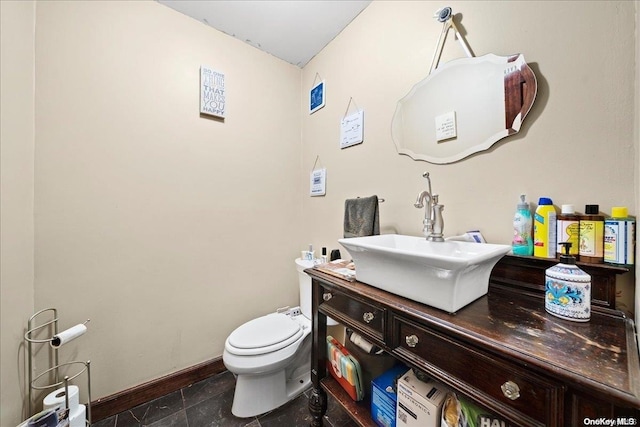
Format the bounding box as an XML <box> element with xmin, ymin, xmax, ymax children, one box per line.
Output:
<box><xmin>338</xmin><ymin>234</ymin><xmax>511</xmax><ymax>313</ymax></box>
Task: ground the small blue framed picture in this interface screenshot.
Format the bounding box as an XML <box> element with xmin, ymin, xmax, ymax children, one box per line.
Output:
<box><xmin>309</xmin><ymin>80</ymin><xmax>325</xmax><ymax>114</ymax></box>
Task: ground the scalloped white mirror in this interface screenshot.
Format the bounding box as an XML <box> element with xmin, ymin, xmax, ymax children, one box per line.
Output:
<box><xmin>391</xmin><ymin>53</ymin><xmax>537</xmax><ymax>164</ymax></box>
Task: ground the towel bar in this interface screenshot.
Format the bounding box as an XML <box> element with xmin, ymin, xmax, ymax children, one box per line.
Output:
<box><xmin>356</xmin><ymin>197</ymin><xmax>384</xmax><ymax>203</ymax></box>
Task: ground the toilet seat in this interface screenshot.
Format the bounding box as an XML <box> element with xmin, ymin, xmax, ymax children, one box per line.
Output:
<box><xmin>226</xmin><ymin>313</ymin><xmax>303</xmax><ymax>356</ymax></box>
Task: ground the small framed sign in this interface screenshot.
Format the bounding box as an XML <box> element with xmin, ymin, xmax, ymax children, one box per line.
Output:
<box><xmin>200</xmin><ymin>66</ymin><xmax>226</xmax><ymax>118</ymax></box>
<box><xmin>340</xmin><ymin>110</ymin><xmax>364</xmax><ymax>149</ymax></box>
<box><xmin>310</xmin><ymin>168</ymin><xmax>326</xmax><ymax>196</ymax></box>
<box><xmin>309</xmin><ymin>80</ymin><xmax>325</xmax><ymax>114</ymax></box>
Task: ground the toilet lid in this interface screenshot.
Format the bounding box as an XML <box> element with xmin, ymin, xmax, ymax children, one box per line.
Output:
<box><xmin>227</xmin><ymin>313</ymin><xmax>302</xmax><ymax>354</ymax></box>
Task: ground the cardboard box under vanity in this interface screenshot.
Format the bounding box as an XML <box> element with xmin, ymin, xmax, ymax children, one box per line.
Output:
<box><xmin>396</xmin><ymin>369</ymin><xmax>448</xmax><ymax>427</ymax></box>
<box><xmin>370</xmin><ymin>363</ymin><xmax>409</xmax><ymax>427</ymax></box>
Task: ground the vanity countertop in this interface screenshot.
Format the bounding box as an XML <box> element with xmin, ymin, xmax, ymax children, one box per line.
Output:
<box><xmin>307</xmin><ymin>266</ymin><xmax>640</xmax><ymax>408</ymax></box>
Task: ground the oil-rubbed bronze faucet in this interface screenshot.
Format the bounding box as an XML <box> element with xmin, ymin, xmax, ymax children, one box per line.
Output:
<box><xmin>414</xmin><ymin>172</ymin><xmax>444</xmax><ymax>241</ymax></box>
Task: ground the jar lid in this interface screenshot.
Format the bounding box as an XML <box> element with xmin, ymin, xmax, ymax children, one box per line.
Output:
<box><xmin>561</xmin><ymin>204</ymin><xmax>575</xmax><ymax>214</ymax></box>
<box><xmin>611</xmin><ymin>207</ymin><xmax>628</xmax><ymax>218</ymax></box>
<box><xmin>585</xmin><ymin>204</ymin><xmax>599</xmax><ymax>214</ymax></box>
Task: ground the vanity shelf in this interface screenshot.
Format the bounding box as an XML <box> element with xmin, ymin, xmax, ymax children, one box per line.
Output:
<box><xmin>307</xmin><ymin>260</ymin><xmax>640</xmax><ymax>427</ymax></box>
<box><xmin>493</xmin><ymin>254</ymin><xmax>631</xmax><ymax>313</ymax></box>
<box><xmin>320</xmin><ymin>377</ymin><xmax>375</xmax><ymax>427</ymax></box>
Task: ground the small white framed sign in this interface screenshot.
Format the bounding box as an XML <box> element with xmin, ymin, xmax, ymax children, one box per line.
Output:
<box><xmin>340</xmin><ymin>110</ymin><xmax>364</xmax><ymax>149</ymax></box>
<box><xmin>310</xmin><ymin>168</ymin><xmax>326</xmax><ymax>196</ymax></box>
<box><xmin>309</xmin><ymin>80</ymin><xmax>325</xmax><ymax>114</ymax></box>
<box><xmin>200</xmin><ymin>66</ymin><xmax>226</xmax><ymax>118</ymax></box>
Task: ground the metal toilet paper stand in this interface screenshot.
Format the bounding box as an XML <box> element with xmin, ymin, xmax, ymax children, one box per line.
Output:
<box><xmin>25</xmin><ymin>308</ymin><xmax>92</xmax><ymax>425</ymax></box>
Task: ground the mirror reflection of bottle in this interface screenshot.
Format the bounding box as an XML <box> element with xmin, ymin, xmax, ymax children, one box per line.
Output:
<box><xmin>579</xmin><ymin>205</ymin><xmax>604</xmax><ymax>263</ymax></box>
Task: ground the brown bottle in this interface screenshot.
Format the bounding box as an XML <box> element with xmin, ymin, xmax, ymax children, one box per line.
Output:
<box><xmin>556</xmin><ymin>204</ymin><xmax>579</xmax><ymax>258</ymax></box>
<box><xmin>578</xmin><ymin>204</ymin><xmax>604</xmax><ymax>263</ymax></box>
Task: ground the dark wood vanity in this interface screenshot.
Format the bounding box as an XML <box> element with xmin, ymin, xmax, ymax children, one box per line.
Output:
<box><xmin>307</xmin><ymin>255</ymin><xmax>640</xmax><ymax>427</ymax></box>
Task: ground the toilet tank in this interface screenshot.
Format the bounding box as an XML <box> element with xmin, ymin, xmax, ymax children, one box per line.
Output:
<box><xmin>295</xmin><ymin>258</ymin><xmax>315</xmax><ymax>319</ymax></box>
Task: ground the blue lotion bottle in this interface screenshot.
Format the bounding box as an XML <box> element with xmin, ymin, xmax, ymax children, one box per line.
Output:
<box><xmin>512</xmin><ymin>194</ymin><xmax>533</xmax><ymax>255</ymax></box>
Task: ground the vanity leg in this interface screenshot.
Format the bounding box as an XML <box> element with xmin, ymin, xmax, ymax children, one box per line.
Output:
<box><xmin>309</xmin><ymin>278</ymin><xmax>328</xmax><ymax>426</ymax></box>
<box><xmin>308</xmin><ymin>386</ymin><xmax>327</xmax><ymax>427</ymax></box>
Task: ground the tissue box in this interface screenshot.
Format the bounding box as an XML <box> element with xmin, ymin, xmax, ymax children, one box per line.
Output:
<box><xmin>396</xmin><ymin>369</ymin><xmax>448</xmax><ymax>427</ymax></box>
<box><xmin>370</xmin><ymin>364</ymin><xmax>409</xmax><ymax>427</ymax></box>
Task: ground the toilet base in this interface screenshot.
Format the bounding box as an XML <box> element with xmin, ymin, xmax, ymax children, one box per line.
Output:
<box><xmin>231</xmin><ymin>366</ymin><xmax>311</xmax><ymax>418</ymax></box>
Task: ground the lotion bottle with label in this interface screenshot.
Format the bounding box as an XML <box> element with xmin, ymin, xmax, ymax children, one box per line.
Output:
<box><xmin>512</xmin><ymin>195</ymin><xmax>533</xmax><ymax>256</ymax></box>
<box><xmin>556</xmin><ymin>204</ymin><xmax>579</xmax><ymax>257</ymax></box>
<box><xmin>604</xmin><ymin>207</ymin><xmax>635</xmax><ymax>265</ymax></box>
<box><xmin>545</xmin><ymin>242</ymin><xmax>591</xmax><ymax>322</ymax></box>
<box><xmin>534</xmin><ymin>197</ymin><xmax>557</xmax><ymax>258</ymax></box>
<box><xmin>579</xmin><ymin>205</ymin><xmax>604</xmax><ymax>263</ymax></box>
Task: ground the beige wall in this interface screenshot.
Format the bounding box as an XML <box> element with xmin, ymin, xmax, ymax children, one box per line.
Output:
<box><xmin>635</xmin><ymin>0</ymin><xmax>640</xmax><ymax>340</ymax></box>
<box><xmin>18</xmin><ymin>0</ymin><xmax>301</xmax><ymax>420</ymax></box>
<box><xmin>1</xmin><ymin>1</ymin><xmax>638</xmax><ymax>426</ymax></box>
<box><xmin>302</xmin><ymin>0</ymin><xmax>637</xmax><ymax>246</ymax></box>
<box><xmin>301</xmin><ymin>1</ymin><xmax>638</xmax><ymax>312</ymax></box>
<box><xmin>1</xmin><ymin>1</ymin><xmax>36</xmax><ymax>424</ymax></box>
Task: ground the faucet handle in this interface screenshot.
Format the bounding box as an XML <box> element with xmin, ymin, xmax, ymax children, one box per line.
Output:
<box><xmin>432</xmin><ymin>194</ymin><xmax>439</xmax><ymax>204</ymax></box>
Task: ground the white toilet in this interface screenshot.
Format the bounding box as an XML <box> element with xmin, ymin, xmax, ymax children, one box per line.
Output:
<box><xmin>223</xmin><ymin>258</ymin><xmax>336</xmax><ymax>418</ymax></box>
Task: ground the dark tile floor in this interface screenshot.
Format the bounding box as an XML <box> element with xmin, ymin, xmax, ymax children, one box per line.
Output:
<box><xmin>91</xmin><ymin>371</ymin><xmax>357</xmax><ymax>427</ymax></box>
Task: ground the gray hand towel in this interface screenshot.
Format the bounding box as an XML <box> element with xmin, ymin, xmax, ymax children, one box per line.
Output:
<box><xmin>344</xmin><ymin>195</ymin><xmax>380</xmax><ymax>238</ymax></box>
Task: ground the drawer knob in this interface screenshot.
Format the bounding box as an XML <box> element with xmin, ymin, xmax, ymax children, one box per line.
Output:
<box><xmin>405</xmin><ymin>334</ymin><xmax>419</xmax><ymax>348</ymax></box>
<box><xmin>322</xmin><ymin>292</ymin><xmax>333</xmax><ymax>301</ymax></box>
<box><xmin>362</xmin><ymin>312</ymin><xmax>375</xmax><ymax>323</ymax></box>
<box><xmin>501</xmin><ymin>381</ymin><xmax>521</xmax><ymax>400</ymax></box>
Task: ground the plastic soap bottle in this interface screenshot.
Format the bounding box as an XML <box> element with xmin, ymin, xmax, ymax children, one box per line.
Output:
<box><xmin>579</xmin><ymin>205</ymin><xmax>604</xmax><ymax>263</ymax></box>
<box><xmin>604</xmin><ymin>207</ymin><xmax>635</xmax><ymax>265</ymax></box>
<box><xmin>556</xmin><ymin>204</ymin><xmax>579</xmax><ymax>258</ymax></box>
<box><xmin>534</xmin><ymin>197</ymin><xmax>557</xmax><ymax>258</ymax></box>
<box><xmin>545</xmin><ymin>242</ymin><xmax>591</xmax><ymax>322</ymax></box>
<box><xmin>512</xmin><ymin>194</ymin><xmax>533</xmax><ymax>256</ymax></box>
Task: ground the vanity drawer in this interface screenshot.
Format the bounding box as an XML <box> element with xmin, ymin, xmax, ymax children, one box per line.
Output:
<box><xmin>395</xmin><ymin>318</ymin><xmax>562</xmax><ymax>426</ymax></box>
<box><xmin>319</xmin><ymin>289</ymin><xmax>385</xmax><ymax>342</ymax></box>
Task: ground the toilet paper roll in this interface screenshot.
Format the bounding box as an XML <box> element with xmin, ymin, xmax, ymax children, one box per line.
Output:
<box><xmin>349</xmin><ymin>331</ymin><xmax>375</xmax><ymax>353</ymax></box>
<box><xmin>51</xmin><ymin>324</ymin><xmax>87</xmax><ymax>348</ymax></box>
<box><xmin>43</xmin><ymin>385</ymin><xmax>79</xmax><ymax>413</ymax></box>
<box><xmin>69</xmin><ymin>404</ymin><xmax>86</xmax><ymax>427</ymax></box>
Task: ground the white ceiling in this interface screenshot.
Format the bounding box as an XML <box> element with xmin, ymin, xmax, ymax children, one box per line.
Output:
<box><xmin>157</xmin><ymin>0</ymin><xmax>372</xmax><ymax>68</ymax></box>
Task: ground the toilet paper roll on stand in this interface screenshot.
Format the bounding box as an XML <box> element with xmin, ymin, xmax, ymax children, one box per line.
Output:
<box><xmin>43</xmin><ymin>385</ymin><xmax>80</xmax><ymax>412</ymax></box>
<box><xmin>50</xmin><ymin>321</ymin><xmax>88</xmax><ymax>348</ymax></box>
<box><xmin>42</xmin><ymin>385</ymin><xmax>85</xmax><ymax>427</ymax></box>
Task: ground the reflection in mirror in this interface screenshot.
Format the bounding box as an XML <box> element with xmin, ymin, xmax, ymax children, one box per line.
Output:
<box><xmin>391</xmin><ymin>54</ymin><xmax>537</xmax><ymax>164</ymax></box>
